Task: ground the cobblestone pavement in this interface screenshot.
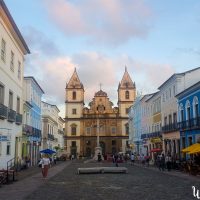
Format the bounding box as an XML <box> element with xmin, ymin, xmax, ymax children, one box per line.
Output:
<box><xmin>1</xmin><ymin>161</ymin><xmax>200</xmax><ymax>200</ymax></box>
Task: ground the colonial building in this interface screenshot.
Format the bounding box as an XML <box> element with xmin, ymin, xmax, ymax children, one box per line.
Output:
<box><xmin>0</xmin><ymin>0</ymin><xmax>30</xmax><ymax>169</ymax></box>
<box><xmin>141</xmin><ymin>92</ymin><xmax>162</xmax><ymax>161</ymax></box>
<box><xmin>128</xmin><ymin>95</ymin><xmax>143</xmax><ymax>154</ymax></box>
<box><xmin>159</xmin><ymin>67</ymin><xmax>200</xmax><ymax>159</ymax></box>
<box><xmin>41</xmin><ymin>101</ymin><xmax>64</xmax><ymax>152</ymax></box>
<box><xmin>65</xmin><ymin>68</ymin><xmax>136</xmax><ymax>158</ymax></box>
<box><xmin>128</xmin><ymin>93</ymin><xmax>154</xmax><ymax>155</ymax></box>
<box><xmin>177</xmin><ymin>81</ymin><xmax>200</xmax><ymax>160</ymax></box>
<box><xmin>22</xmin><ymin>76</ymin><xmax>44</xmax><ymax>166</ymax></box>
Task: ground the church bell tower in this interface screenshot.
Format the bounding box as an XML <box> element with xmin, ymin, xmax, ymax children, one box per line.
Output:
<box><xmin>65</xmin><ymin>68</ymin><xmax>84</xmax><ymax>157</ymax></box>
<box><xmin>118</xmin><ymin>67</ymin><xmax>136</xmax><ymax>150</ymax></box>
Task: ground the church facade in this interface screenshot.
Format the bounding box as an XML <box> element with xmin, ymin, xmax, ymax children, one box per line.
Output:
<box><xmin>64</xmin><ymin>68</ymin><xmax>136</xmax><ymax>157</ymax></box>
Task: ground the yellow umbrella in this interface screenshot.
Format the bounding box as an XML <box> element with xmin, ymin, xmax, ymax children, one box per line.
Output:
<box><xmin>189</xmin><ymin>145</ymin><xmax>200</xmax><ymax>154</ymax></box>
<box><xmin>181</xmin><ymin>143</ymin><xmax>200</xmax><ymax>153</ymax></box>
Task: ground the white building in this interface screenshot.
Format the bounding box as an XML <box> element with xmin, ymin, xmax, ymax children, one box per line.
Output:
<box><xmin>41</xmin><ymin>101</ymin><xmax>64</xmax><ymax>153</ymax></box>
<box><xmin>0</xmin><ymin>0</ymin><xmax>30</xmax><ymax>169</ymax></box>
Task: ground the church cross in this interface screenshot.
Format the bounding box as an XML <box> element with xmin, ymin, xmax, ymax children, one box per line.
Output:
<box><xmin>99</xmin><ymin>83</ymin><xmax>102</xmax><ymax>90</ymax></box>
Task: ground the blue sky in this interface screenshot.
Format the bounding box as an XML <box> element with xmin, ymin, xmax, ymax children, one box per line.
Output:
<box><xmin>4</xmin><ymin>0</ymin><xmax>200</xmax><ymax>117</ymax></box>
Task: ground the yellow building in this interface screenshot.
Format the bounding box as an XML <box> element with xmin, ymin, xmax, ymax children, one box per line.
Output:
<box><xmin>64</xmin><ymin>68</ymin><xmax>136</xmax><ymax>157</ymax></box>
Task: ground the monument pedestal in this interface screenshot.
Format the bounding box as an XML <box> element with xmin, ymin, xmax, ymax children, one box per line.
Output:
<box><xmin>93</xmin><ymin>146</ymin><xmax>104</xmax><ymax>161</ymax></box>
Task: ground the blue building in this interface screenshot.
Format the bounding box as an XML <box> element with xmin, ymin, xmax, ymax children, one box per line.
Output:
<box><xmin>128</xmin><ymin>95</ymin><xmax>144</xmax><ymax>154</ymax></box>
<box><xmin>177</xmin><ymin>81</ymin><xmax>200</xmax><ymax>159</ymax></box>
<box><xmin>23</xmin><ymin>77</ymin><xmax>44</xmax><ymax>166</ymax></box>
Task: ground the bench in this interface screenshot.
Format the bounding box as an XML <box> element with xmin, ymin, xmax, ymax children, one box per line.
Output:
<box><xmin>77</xmin><ymin>167</ymin><xmax>128</xmax><ymax>174</ymax></box>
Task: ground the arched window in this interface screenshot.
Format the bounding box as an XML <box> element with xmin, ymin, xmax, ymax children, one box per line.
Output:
<box><xmin>185</xmin><ymin>100</ymin><xmax>191</xmax><ymax>121</ymax></box>
<box><xmin>72</xmin><ymin>91</ymin><xmax>76</xmax><ymax>100</ymax></box>
<box><xmin>193</xmin><ymin>96</ymin><xmax>199</xmax><ymax>118</ymax></box>
<box><xmin>125</xmin><ymin>91</ymin><xmax>129</xmax><ymax>99</ymax></box>
<box><xmin>71</xmin><ymin>124</ymin><xmax>77</xmax><ymax>136</ymax></box>
<box><xmin>179</xmin><ymin>103</ymin><xmax>184</xmax><ymax>122</ymax></box>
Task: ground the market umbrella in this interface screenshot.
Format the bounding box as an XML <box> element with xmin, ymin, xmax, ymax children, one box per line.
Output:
<box><xmin>188</xmin><ymin>145</ymin><xmax>200</xmax><ymax>154</ymax></box>
<box><xmin>181</xmin><ymin>143</ymin><xmax>200</xmax><ymax>153</ymax></box>
<box><xmin>40</xmin><ymin>148</ymin><xmax>56</xmax><ymax>154</ymax></box>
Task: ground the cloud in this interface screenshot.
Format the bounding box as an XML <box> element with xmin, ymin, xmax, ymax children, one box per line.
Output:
<box><xmin>23</xmin><ymin>26</ymin><xmax>61</xmax><ymax>57</ymax></box>
<box><xmin>42</xmin><ymin>0</ymin><xmax>154</xmax><ymax>46</ymax></box>
<box><xmin>116</xmin><ymin>54</ymin><xmax>175</xmax><ymax>94</ymax></box>
<box><xmin>25</xmin><ymin>51</ymin><xmax>175</xmax><ymax>116</ymax></box>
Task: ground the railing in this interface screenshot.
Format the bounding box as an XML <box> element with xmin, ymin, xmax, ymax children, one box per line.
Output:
<box><xmin>58</xmin><ymin>129</ymin><xmax>64</xmax><ymax>135</ymax></box>
<box><xmin>48</xmin><ymin>133</ymin><xmax>55</xmax><ymax>140</ymax></box>
<box><xmin>15</xmin><ymin>113</ymin><xmax>22</xmax><ymax>124</ymax></box>
<box><xmin>178</xmin><ymin>117</ymin><xmax>200</xmax><ymax>130</ymax></box>
<box><xmin>0</xmin><ymin>103</ymin><xmax>8</xmax><ymax>119</ymax></box>
<box><xmin>6</xmin><ymin>157</ymin><xmax>17</xmax><ymax>183</ymax></box>
<box><xmin>162</xmin><ymin>123</ymin><xmax>178</xmax><ymax>133</ymax></box>
<box><xmin>141</xmin><ymin>131</ymin><xmax>161</xmax><ymax>139</ymax></box>
<box><xmin>23</xmin><ymin>124</ymin><xmax>33</xmax><ymax>136</ymax></box>
<box><xmin>23</xmin><ymin>125</ymin><xmax>41</xmax><ymax>138</ymax></box>
<box><xmin>7</xmin><ymin>109</ymin><xmax>16</xmax><ymax>122</ymax></box>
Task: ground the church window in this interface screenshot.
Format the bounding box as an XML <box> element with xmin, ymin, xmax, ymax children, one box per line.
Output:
<box><xmin>112</xmin><ymin>140</ymin><xmax>116</xmax><ymax>145</ymax></box>
<box><xmin>72</xmin><ymin>109</ymin><xmax>77</xmax><ymax>115</ymax></box>
<box><xmin>125</xmin><ymin>123</ymin><xmax>129</xmax><ymax>135</ymax></box>
<box><xmin>72</xmin><ymin>91</ymin><xmax>76</xmax><ymax>100</ymax></box>
<box><xmin>125</xmin><ymin>91</ymin><xmax>129</xmax><ymax>99</ymax></box>
<box><xmin>111</xmin><ymin>127</ymin><xmax>116</xmax><ymax>134</ymax></box>
<box><xmin>71</xmin><ymin>124</ymin><xmax>77</xmax><ymax>135</ymax></box>
<box><xmin>71</xmin><ymin>141</ymin><xmax>76</xmax><ymax>147</ymax></box>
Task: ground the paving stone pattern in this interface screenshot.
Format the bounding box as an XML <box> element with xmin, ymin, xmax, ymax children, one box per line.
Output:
<box><xmin>24</xmin><ymin>161</ymin><xmax>200</xmax><ymax>200</ymax></box>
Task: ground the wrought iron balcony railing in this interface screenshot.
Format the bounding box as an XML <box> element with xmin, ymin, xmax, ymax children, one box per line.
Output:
<box><xmin>0</xmin><ymin>103</ymin><xmax>8</xmax><ymax>119</ymax></box>
<box><xmin>141</xmin><ymin>131</ymin><xmax>161</xmax><ymax>139</ymax></box>
<box><xmin>178</xmin><ymin>117</ymin><xmax>200</xmax><ymax>130</ymax></box>
<box><xmin>162</xmin><ymin>123</ymin><xmax>178</xmax><ymax>133</ymax></box>
<box><xmin>15</xmin><ymin>113</ymin><xmax>22</xmax><ymax>125</ymax></box>
<box><xmin>7</xmin><ymin>109</ymin><xmax>16</xmax><ymax>122</ymax></box>
<box><xmin>48</xmin><ymin>133</ymin><xmax>55</xmax><ymax>140</ymax></box>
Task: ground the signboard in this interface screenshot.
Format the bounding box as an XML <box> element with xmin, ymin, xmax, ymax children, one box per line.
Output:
<box><xmin>150</xmin><ymin>137</ymin><xmax>162</xmax><ymax>143</ymax></box>
<box><xmin>0</xmin><ymin>135</ymin><xmax>9</xmax><ymax>141</ymax></box>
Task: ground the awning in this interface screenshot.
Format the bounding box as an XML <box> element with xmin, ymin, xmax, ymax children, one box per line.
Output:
<box><xmin>181</xmin><ymin>143</ymin><xmax>200</xmax><ymax>153</ymax></box>
<box><xmin>150</xmin><ymin>148</ymin><xmax>162</xmax><ymax>153</ymax></box>
<box><xmin>188</xmin><ymin>145</ymin><xmax>200</xmax><ymax>154</ymax></box>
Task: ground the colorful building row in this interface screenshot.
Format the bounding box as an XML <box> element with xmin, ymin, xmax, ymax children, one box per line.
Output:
<box><xmin>128</xmin><ymin>67</ymin><xmax>200</xmax><ymax>161</ymax></box>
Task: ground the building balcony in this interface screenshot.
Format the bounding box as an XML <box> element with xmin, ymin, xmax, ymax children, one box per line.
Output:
<box><xmin>141</xmin><ymin>131</ymin><xmax>161</xmax><ymax>140</ymax></box>
<box><xmin>178</xmin><ymin>117</ymin><xmax>200</xmax><ymax>131</ymax></box>
<box><xmin>32</xmin><ymin>127</ymin><xmax>42</xmax><ymax>138</ymax></box>
<box><xmin>48</xmin><ymin>133</ymin><xmax>55</xmax><ymax>140</ymax></box>
<box><xmin>23</xmin><ymin>125</ymin><xmax>41</xmax><ymax>138</ymax></box>
<box><xmin>0</xmin><ymin>103</ymin><xmax>8</xmax><ymax>119</ymax></box>
<box><xmin>162</xmin><ymin>123</ymin><xmax>178</xmax><ymax>133</ymax></box>
<box><xmin>15</xmin><ymin>113</ymin><xmax>22</xmax><ymax>125</ymax></box>
<box><xmin>58</xmin><ymin>129</ymin><xmax>64</xmax><ymax>135</ymax></box>
<box><xmin>7</xmin><ymin>109</ymin><xmax>16</xmax><ymax>122</ymax></box>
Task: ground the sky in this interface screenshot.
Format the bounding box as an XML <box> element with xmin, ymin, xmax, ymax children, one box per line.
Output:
<box><xmin>4</xmin><ymin>0</ymin><xmax>200</xmax><ymax>117</ymax></box>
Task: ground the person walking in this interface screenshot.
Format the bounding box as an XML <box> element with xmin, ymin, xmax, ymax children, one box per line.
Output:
<box><xmin>130</xmin><ymin>153</ymin><xmax>135</xmax><ymax>165</ymax></box>
<box><xmin>41</xmin><ymin>154</ymin><xmax>51</xmax><ymax>179</ymax></box>
<box><xmin>160</xmin><ymin>154</ymin><xmax>165</xmax><ymax>171</ymax></box>
<box><xmin>165</xmin><ymin>154</ymin><xmax>172</xmax><ymax>171</ymax></box>
<box><xmin>114</xmin><ymin>153</ymin><xmax>119</xmax><ymax>167</ymax></box>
